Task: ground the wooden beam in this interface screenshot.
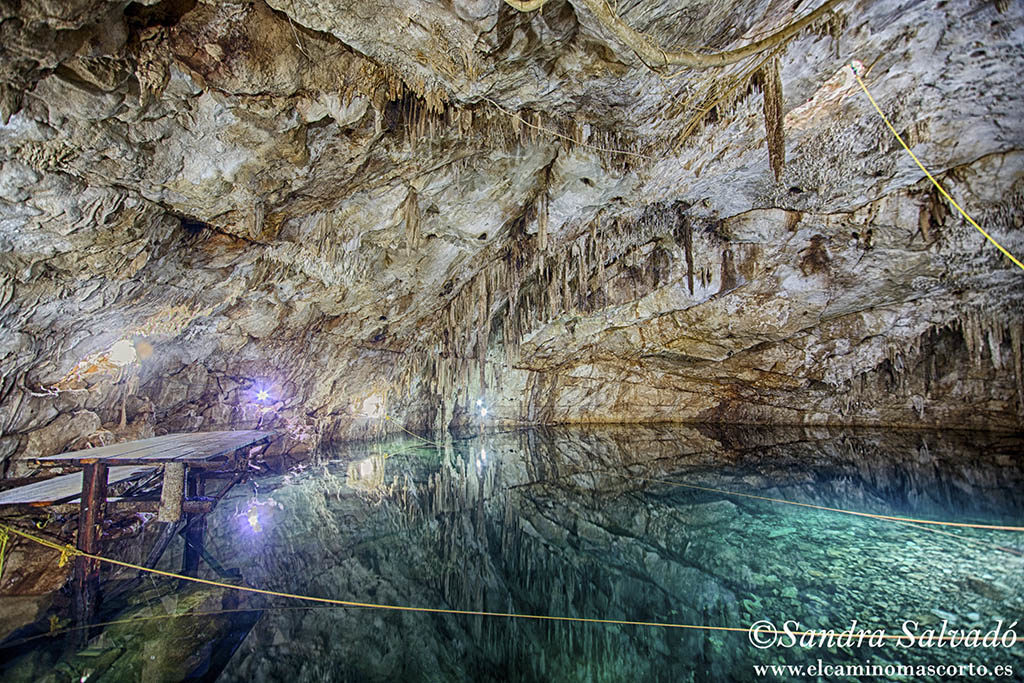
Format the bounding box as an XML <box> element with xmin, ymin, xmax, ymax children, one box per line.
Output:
<box><xmin>72</xmin><ymin>462</ymin><xmax>107</xmax><ymax>644</ymax></box>
<box><xmin>157</xmin><ymin>462</ymin><xmax>185</xmax><ymax>523</ymax></box>
<box><xmin>103</xmin><ymin>520</ymin><xmax>182</xmax><ymax>604</ymax></box>
<box><xmin>182</xmin><ymin>470</ymin><xmax>206</xmax><ymax>578</ymax></box>
<box><xmin>47</xmin><ymin>499</ymin><xmax>215</xmax><ymax>515</ymax></box>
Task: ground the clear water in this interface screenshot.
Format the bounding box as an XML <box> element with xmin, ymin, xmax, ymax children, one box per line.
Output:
<box><xmin>3</xmin><ymin>425</ymin><xmax>1023</xmax><ymax>682</ymax></box>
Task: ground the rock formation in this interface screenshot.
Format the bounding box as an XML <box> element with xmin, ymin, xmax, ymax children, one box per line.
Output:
<box><xmin>1</xmin><ymin>0</ymin><xmax>1022</xmax><ymax>468</ymax></box>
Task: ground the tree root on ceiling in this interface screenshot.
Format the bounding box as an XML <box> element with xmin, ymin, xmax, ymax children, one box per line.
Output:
<box><xmin>502</xmin><ymin>0</ymin><xmax>843</xmax><ymax>69</ymax></box>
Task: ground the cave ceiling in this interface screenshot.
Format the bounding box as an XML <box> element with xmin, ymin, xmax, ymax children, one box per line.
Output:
<box><xmin>0</xmin><ymin>0</ymin><xmax>1022</xmax><ymax>464</ymax></box>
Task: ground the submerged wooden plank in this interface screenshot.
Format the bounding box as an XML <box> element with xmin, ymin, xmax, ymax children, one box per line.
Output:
<box><xmin>0</xmin><ymin>466</ymin><xmax>154</xmax><ymax>506</ymax></box>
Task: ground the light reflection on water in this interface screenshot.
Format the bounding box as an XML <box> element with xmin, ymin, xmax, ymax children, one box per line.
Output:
<box><xmin>1</xmin><ymin>425</ymin><xmax>1022</xmax><ymax>682</ymax></box>
<box><xmin>217</xmin><ymin>425</ymin><xmax>1024</xmax><ymax>682</ymax></box>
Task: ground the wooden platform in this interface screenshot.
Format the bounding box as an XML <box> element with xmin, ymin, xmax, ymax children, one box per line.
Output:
<box><xmin>5</xmin><ymin>429</ymin><xmax>275</xmax><ymax>643</ymax></box>
<box><xmin>34</xmin><ymin>430</ymin><xmax>272</xmax><ymax>468</ymax></box>
<box><xmin>0</xmin><ymin>466</ymin><xmax>154</xmax><ymax>506</ymax></box>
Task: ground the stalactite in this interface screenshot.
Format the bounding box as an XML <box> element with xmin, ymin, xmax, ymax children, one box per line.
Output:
<box><xmin>1011</xmin><ymin>323</ymin><xmax>1024</xmax><ymax>415</ymax></box>
<box><xmin>546</xmin><ymin>257</ymin><xmax>558</xmax><ymax>320</ymax></box>
<box><xmin>987</xmin><ymin>325</ymin><xmax>1004</xmax><ymax>370</ymax></box>
<box><xmin>961</xmin><ymin>311</ymin><xmax>983</xmax><ymax>367</ymax></box>
<box><xmin>676</xmin><ymin>216</ymin><xmax>695</xmax><ymax>295</ymax></box>
<box><xmin>537</xmin><ymin>192</ymin><xmax>549</xmax><ymax>252</ymax></box>
<box><xmin>759</xmin><ymin>56</ymin><xmax>785</xmax><ymax>181</ymax></box>
<box><xmin>413</xmin><ymin>202</ymin><xmax>723</xmax><ymax>431</ymax></box>
<box><xmin>251</xmin><ymin>200</ymin><xmax>265</xmax><ymax>240</ymax></box>
<box><xmin>403</xmin><ymin>189</ymin><xmax>419</xmax><ymax>255</ymax></box>
<box><xmin>559</xmin><ymin>255</ymin><xmax>569</xmax><ymax>314</ymax></box>
<box><xmin>476</xmin><ymin>270</ymin><xmax>488</xmax><ymax>387</ymax></box>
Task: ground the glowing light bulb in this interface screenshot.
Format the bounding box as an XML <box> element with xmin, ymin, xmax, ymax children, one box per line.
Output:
<box><xmin>480</xmin><ymin>407</ymin><xmax>488</xmax><ymax>417</ymax></box>
<box><xmin>246</xmin><ymin>507</ymin><xmax>262</xmax><ymax>533</ymax></box>
<box><xmin>108</xmin><ymin>339</ymin><xmax>137</xmax><ymax>366</ymax></box>
<box><xmin>476</xmin><ymin>399</ymin><xmax>483</xmax><ymax>407</ymax></box>
<box><xmin>256</xmin><ymin>389</ymin><xmax>270</xmax><ymax>402</ymax></box>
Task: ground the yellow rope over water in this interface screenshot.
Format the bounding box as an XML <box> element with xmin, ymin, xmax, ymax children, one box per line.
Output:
<box><xmin>372</xmin><ymin>411</ymin><xmax>1023</xmax><ymax>535</ymax></box>
<box><xmin>851</xmin><ymin>63</ymin><xmax>1024</xmax><ymax>272</ymax></box>
<box><xmin>382</xmin><ymin>414</ymin><xmax>443</xmax><ymax>448</ymax></box>
<box><xmin>616</xmin><ymin>471</ymin><xmax>1024</xmax><ymax>533</ymax></box>
<box><xmin>0</xmin><ymin>522</ymin><xmax>984</xmax><ymax>643</ymax></box>
<box><xmin>0</xmin><ymin>523</ymin><xmax>763</xmax><ymax>636</ymax></box>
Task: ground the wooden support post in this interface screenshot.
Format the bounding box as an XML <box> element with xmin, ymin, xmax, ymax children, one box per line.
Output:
<box><xmin>182</xmin><ymin>470</ymin><xmax>206</xmax><ymax>578</ymax></box>
<box><xmin>157</xmin><ymin>462</ymin><xmax>185</xmax><ymax>523</ymax></box>
<box><xmin>72</xmin><ymin>462</ymin><xmax>107</xmax><ymax>645</ymax></box>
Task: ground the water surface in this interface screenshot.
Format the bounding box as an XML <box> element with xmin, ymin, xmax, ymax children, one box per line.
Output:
<box><xmin>4</xmin><ymin>425</ymin><xmax>1023</xmax><ymax>681</ymax></box>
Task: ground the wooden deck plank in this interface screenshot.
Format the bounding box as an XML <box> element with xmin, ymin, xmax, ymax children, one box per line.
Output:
<box><xmin>34</xmin><ymin>433</ymin><xmax>190</xmax><ymax>462</ymax></box>
<box><xmin>179</xmin><ymin>430</ymin><xmax>270</xmax><ymax>459</ymax></box>
<box><xmin>34</xmin><ymin>431</ymin><xmax>242</xmax><ymax>463</ymax></box>
<box><xmin>126</xmin><ymin>431</ymin><xmax>267</xmax><ymax>462</ymax></box>
<box><xmin>33</xmin><ymin>431</ymin><xmax>272</xmax><ymax>466</ymax></box>
<box><xmin>0</xmin><ymin>466</ymin><xmax>155</xmax><ymax>506</ymax></box>
<box><xmin>118</xmin><ymin>433</ymin><xmax>225</xmax><ymax>461</ymax></box>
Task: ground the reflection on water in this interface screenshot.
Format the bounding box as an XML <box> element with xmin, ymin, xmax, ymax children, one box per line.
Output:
<box><xmin>3</xmin><ymin>426</ymin><xmax>1024</xmax><ymax>682</ymax></box>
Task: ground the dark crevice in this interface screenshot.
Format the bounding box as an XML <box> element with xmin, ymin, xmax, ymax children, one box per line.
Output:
<box><xmin>124</xmin><ymin>0</ymin><xmax>197</xmax><ymax>31</ymax></box>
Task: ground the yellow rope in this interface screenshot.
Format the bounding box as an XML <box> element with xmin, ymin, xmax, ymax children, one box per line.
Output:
<box><xmin>373</xmin><ymin>413</ymin><xmax>1022</xmax><ymax>535</ymax></box>
<box><xmin>0</xmin><ymin>522</ymin><xmax>983</xmax><ymax>643</ymax></box>
<box><xmin>57</xmin><ymin>543</ymin><xmax>76</xmax><ymax>568</ymax></box>
<box><xmin>888</xmin><ymin>518</ymin><xmax>1022</xmax><ymax>558</ymax></box>
<box><xmin>522</xmin><ymin>464</ymin><xmax>1024</xmax><ymax>535</ymax></box>
<box><xmin>607</xmin><ymin>470</ymin><xmax>1024</xmax><ymax>556</ymax></box>
<box><xmin>0</xmin><ymin>527</ymin><xmax>8</xmax><ymax>581</ymax></box>
<box><xmin>382</xmin><ymin>414</ymin><xmax>444</xmax><ymax>448</ymax></box>
<box><xmin>851</xmin><ymin>63</ymin><xmax>1024</xmax><ymax>272</ymax></box>
<box><xmin>615</xmin><ymin>470</ymin><xmax>1024</xmax><ymax>532</ymax></box>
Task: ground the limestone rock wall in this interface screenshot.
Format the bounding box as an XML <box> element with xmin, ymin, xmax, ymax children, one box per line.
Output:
<box><xmin>0</xmin><ymin>0</ymin><xmax>1022</xmax><ymax>473</ymax></box>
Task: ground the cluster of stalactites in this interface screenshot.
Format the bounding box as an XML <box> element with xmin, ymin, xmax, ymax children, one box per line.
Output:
<box><xmin>404</xmin><ymin>204</ymin><xmax>696</xmax><ymax>428</ymax></box>
<box><xmin>959</xmin><ymin>310</ymin><xmax>1024</xmax><ymax>413</ymax></box>
<box><xmin>386</xmin><ymin>87</ymin><xmax>648</xmax><ymax>174</ymax></box>
<box><xmin>840</xmin><ymin>310</ymin><xmax>1024</xmax><ymax>419</ymax></box>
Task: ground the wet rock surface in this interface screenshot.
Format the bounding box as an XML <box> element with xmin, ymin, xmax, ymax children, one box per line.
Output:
<box><xmin>0</xmin><ymin>0</ymin><xmax>1022</xmax><ymax>469</ymax></box>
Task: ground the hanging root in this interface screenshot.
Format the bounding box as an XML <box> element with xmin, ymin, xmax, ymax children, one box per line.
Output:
<box><xmin>502</xmin><ymin>0</ymin><xmax>844</xmax><ymax>69</ymax></box>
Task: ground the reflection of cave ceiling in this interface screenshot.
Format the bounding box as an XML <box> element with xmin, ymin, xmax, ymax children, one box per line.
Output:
<box><xmin>216</xmin><ymin>425</ymin><xmax>1024</xmax><ymax>681</ymax></box>
<box><xmin>1</xmin><ymin>0</ymin><xmax>1023</xmax><ymax>468</ymax></box>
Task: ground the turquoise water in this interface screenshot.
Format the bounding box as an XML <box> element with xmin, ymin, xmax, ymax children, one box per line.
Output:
<box><xmin>3</xmin><ymin>426</ymin><xmax>1023</xmax><ymax>681</ymax></box>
